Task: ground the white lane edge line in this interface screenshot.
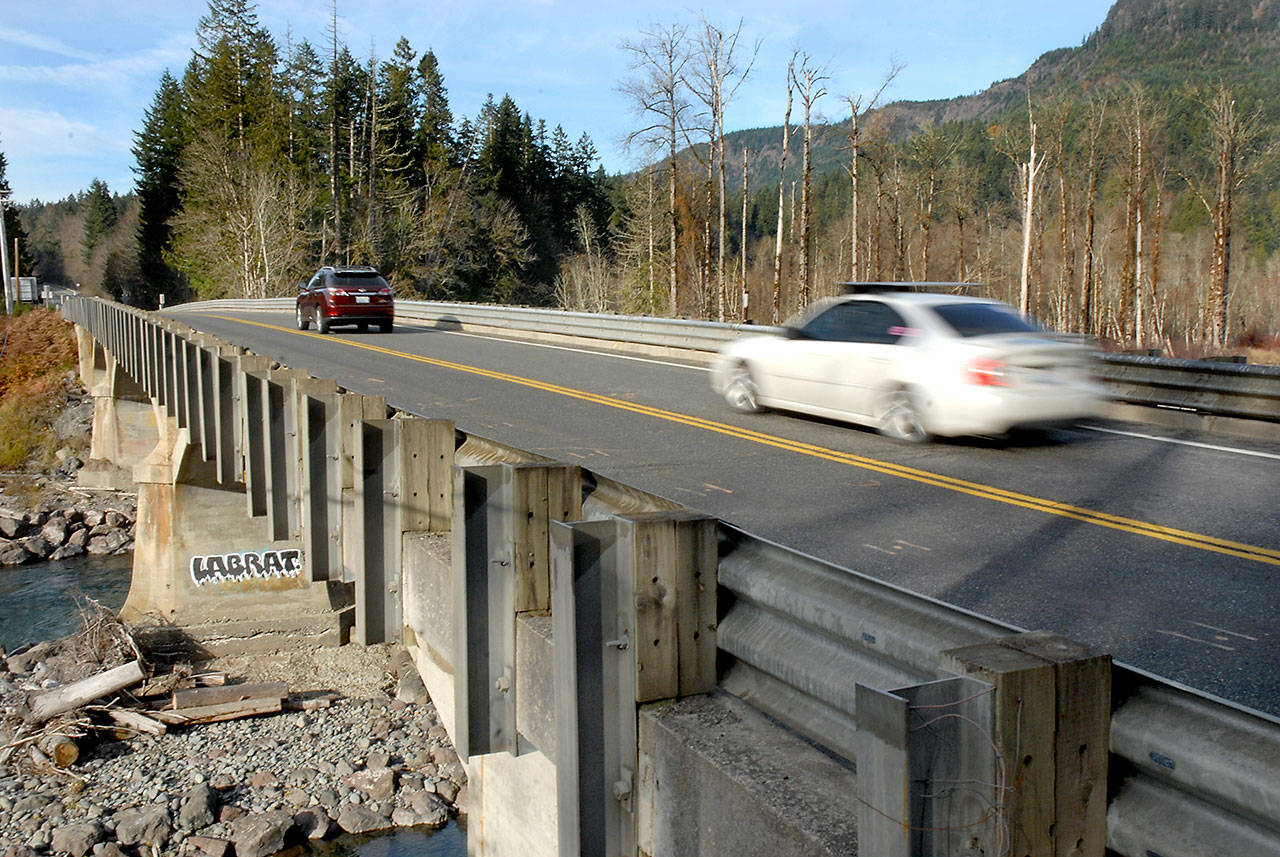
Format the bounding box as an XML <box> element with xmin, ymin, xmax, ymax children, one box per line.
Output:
<box><xmin>395</xmin><ymin>321</ymin><xmax>712</xmax><ymax>371</ymax></box>
<box><xmin>1081</xmin><ymin>424</ymin><xmax>1280</xmax><ymax>461</ymax></box>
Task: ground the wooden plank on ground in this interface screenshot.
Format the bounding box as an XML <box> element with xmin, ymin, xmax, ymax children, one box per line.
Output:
<box><xmin>163</xmin><ymin>696</ymin><xmax>282</xmax><ymax>725</ymax></box>
<box><xmin>172</xmin><ymin>681</ymin><xmax>288</xmax><ymax>710</ymax></box>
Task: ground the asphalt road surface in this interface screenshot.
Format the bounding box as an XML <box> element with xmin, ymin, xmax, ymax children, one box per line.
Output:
<box><xmin>173</xmin><ymin>307</ymin><xmax>1280</xmax><ymax>717</ymax></box>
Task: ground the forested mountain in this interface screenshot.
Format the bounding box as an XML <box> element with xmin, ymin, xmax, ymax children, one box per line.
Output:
<box><xmin>649</xmin><ymin>0</ymin><xmax>1280</xmax><ymax>351</ymax></box>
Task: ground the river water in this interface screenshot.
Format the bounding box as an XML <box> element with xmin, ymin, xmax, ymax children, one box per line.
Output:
<box><xmin>0</xmin><ymin>554</ymin><xmax>466</xmax><ymax>856</ymax></box>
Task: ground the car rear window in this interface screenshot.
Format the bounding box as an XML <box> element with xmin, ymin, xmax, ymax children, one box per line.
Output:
<box><xmin>331</xmin><ymin>272</ymin><xmax>387</xmax><ymax>288</ymax></box>
<box><xmin>930</xmin><ymin>303</ymin><xmax>1041</xmax><ymax>337</ymax></box>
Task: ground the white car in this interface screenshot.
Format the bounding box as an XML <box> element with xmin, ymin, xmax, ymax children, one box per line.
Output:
<box><xmin>711</xmin><ymin>284</ymin><xmax>1104</xmax><ymax>442</ymax></box>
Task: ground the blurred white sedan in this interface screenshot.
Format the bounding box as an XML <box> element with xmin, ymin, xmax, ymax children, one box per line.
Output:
<box><xmin>711</xmin><ymin>285</ymin><xmax>1104</xmax><ymax>442</ymax></box>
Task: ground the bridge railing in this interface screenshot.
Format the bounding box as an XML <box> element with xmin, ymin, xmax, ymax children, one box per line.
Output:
<box><xmin>64</xmin><ymin>295</ymin><xmax>1280</xmax><ymax>857</ymax></box>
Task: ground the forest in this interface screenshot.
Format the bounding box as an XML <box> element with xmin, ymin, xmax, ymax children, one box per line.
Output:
<box><xmin>9</xmin><ymin>0</ymin><xmax>1280</xmax><ymax>355</ymax></box>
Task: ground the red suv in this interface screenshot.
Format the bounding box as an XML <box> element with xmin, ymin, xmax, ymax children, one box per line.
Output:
<box><xmin>296</xmin><ymin>266</ymin><xmax>394</xmax><ymax>333</ymax></box>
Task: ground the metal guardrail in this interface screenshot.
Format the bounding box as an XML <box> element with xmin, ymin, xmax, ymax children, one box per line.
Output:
<box><xmin>1097</xmin><ymin>352</ymin><xmax>1280</xmax><ymax>422</ymax></box>
<box><xmin>177</xmin><ymin>297</ymin><xmax>1280</xmax><ymax>427</ymax></box>
<box><xmin>120</xmin><ymin>295</ymin><xmax>1280</xmax><ymax>854</ymax></box>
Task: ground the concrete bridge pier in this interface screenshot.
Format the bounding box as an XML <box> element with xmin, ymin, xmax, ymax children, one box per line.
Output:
<box><xmin>69</xmin><ymin>313</ymin><xmax>354</xmax><ymax>656</ymax></box>
<box><xmin>121</xmin><ymin>408</ymin><xmax>350</xmax><ymax>655</ymax></box>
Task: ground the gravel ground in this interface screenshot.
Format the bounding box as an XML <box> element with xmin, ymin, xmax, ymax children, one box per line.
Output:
<box><xmin>0</xmin><ymin>642</ymin><xmax>465</xmax><ymax>856</ymax></box>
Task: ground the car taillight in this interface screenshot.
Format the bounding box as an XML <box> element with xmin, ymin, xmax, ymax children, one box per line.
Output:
<box><xmin>967</xmin><ymin>358</ymin><xmax>1009</xmax><ymax>387</ymax></box>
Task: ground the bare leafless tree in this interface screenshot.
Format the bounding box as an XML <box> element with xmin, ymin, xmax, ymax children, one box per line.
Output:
<box><xmin>686</xmin><ymin>16</ymin><xmax>758</xmax><ymax>321</ymax></box>
<box><xmin>842</xmin><ymin>60</ymin><xmax>902</xmax><ymax>281</ymax></box>
<box><xmin>771</xmin><ymin>52</ymin><xmax>796</xmax><ymax>323</ymax></box>
<box><xmin>621</xmin><ymin>23</ymin><xmax>692</xmax><ymax>316</ymax></box>
<box><xmin>1079</xmin><ymin>90</ymin><xmax>1109</xmax><ymax>334</ymax></box>
<box><xmin>1182</xmin><ymin>83</ymin><xmax>1271</xmax><ymax>347</ymax></box>
<box><xmin>791</xmin><ymin>53</ymin><xmax>827</xmax><ymax>308</ymax></box>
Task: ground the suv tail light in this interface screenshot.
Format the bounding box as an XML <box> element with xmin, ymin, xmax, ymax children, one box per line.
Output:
<box><xmin>966</xmin><ymin>358</ymin><xmax>1009</xmax><ymax>387</ymax></box>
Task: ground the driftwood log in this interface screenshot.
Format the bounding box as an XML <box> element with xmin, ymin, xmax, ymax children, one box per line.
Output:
<box><xmin>106</xmin><ymin>708</ymin><xmax>167</xmax><ymax>736</ymax></box>
<box><xmin>37</xmin><ymin>734</ymin><xmax>79</xmax><ymax>767</ymax></box>
<box><xmin>25</xmin><ymin>660</ymin><xmax>145</xmax><ymax>724</ymax></box>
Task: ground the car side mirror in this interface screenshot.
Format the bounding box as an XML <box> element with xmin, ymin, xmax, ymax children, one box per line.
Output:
<box><xmin>297</xmin><ymin>282</ymin><xmax>308</xmax><ymax>292</ymax></box>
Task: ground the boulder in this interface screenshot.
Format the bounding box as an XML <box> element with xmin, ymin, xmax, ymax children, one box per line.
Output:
<box><xmin>336</xmin><ymin>803</ymin><xmax>393</xmax><ymax>835</ymax></box>
<box><xmin>87</xmin><ymin>530</ymin><xmax>130</xmax><ymax>555</ymax></box>
<box><xmin>104</xmin><ymin>511</ymin><xmax>130</xmax><ymax>529</ymax></box>
<box><xmin>0</xmin><ymin>516</ymin><xmax>25</xmax><ymax>539</ymax></box>
<box><xmin>114</xmin><ymin>805</ymin><xmax>172</xmax><ymax>848</ymax></box>
<box><xmin>400</xmin><ymin>790</ymin><xmax>450</xmax><ymax>828</ymax></box>
<box><xmin>186</xmin><ymin>836</ymin><xmax>232</xmax><ymax>857</ymax></box>
<box><xmin>19</xmin><ymin>536</ymin><xmax>51</xmax><ymax>559</ymax></box>
<box><xmin>178</xmin><ymin>783</ymin><xmax>219</xmax><ymax>830</ymax></box>
<box><xmin>49</xmin><ymin>544</ymin><xmax>87</xmax><ymax>561</ymax></box>
<box><xmin>292</xmin><ymin>807</ymin><xmax>333</xmax><ymax>840</ymax></box>
<box><xmin>67</xmin><ymin>527</ymin><xmax>90</xmax><ymax>548</ymax></box>
<box><xmin>344</xmin><ymin>767</ymin><xmax>396</xmax><ymax>801</ymax></box>
<box><xmin>0</xmin><ymin>541</ymin><xmax>33</xmax><ymax>565</ymax></box>
<box><xmin>50</xmin><ymin>821</ymin><xmax>104</xmax><ymax>857</ymax></box>
<box><xmin>41</xmin><ymin>519</ymin><xmax>68</xmax><ymax>547</ymax></box>
<box><xmin>230</xmin><ymin>811</ymin><xmax>296</xmax><ymax>857</ymax></box>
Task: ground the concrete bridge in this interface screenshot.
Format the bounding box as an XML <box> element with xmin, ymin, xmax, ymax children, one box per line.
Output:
<box><xmin>64</xmin><ymin>297</ymin><xmax>1280</xmax><ymax>857</ymax></box>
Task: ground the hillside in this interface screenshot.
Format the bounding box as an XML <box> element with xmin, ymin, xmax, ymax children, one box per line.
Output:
<box><xmin>720</xmin><ymin>0</ymin><xmax>1280</xmax><ymax>191</ymax></box>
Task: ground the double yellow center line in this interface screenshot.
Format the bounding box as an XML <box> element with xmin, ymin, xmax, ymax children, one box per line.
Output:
<box><xmin>215</xmin><ymin>315</ymin><xmax>1280</xmax><ymax>567</ymax></box>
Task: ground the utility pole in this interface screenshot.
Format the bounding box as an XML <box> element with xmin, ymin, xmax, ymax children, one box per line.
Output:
<box><xmin>0</xmin><ymin>191</ymin><xmax>11</xmax><ymax>316</ymax></box>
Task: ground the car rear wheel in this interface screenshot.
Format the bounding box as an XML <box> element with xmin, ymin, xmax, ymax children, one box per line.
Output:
<box><xmin>878</xmin><ymin>388</ymin><xmax>929</xmax><ymax>443</ymax></box>
<box><xmin>723</xmin><ymin>363</ymin><xmax>763</xmax><ymax>413</ymax></box>
<box><xmin>296</xmin><ymin>305</ymin><xmax>310</xmax><ymax>330</ymax></box>
<box><xmin>316</xmin><ymin>311</ymin><xmax>330</xmax><ymax>335</ymax></box>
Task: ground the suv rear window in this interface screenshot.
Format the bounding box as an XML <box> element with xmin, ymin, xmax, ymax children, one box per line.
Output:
<box><xmin>930</xmin><ymin>303</ymin><xmax>1041</xmax><ymax>337</ymax></box>
<box><xmin>329</xmin><ymin>271</ymin><xmax>388</xmax><ymax>288</ymax></box>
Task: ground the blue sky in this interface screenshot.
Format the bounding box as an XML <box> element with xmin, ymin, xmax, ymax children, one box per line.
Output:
<box><xmin>0</xmin><ymin>0</ymin><xmax>1115</xmax><ymax>204</ymax></box>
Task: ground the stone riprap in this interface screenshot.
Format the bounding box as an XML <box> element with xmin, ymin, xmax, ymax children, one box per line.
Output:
<box><xmin>0</xmin><ymin>501</ymin><xmax>135</xmax><ymax>565</ymax></box>
<box><xmin>0</xmin><ymin>644</ymin><xmax>463</xmax><ymax>856</ymax></box>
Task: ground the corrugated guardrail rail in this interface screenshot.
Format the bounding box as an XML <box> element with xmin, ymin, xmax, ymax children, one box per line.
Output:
<box><xmin>182</xmin><ymin>297</ymin><xmax>1280</xmax><ymax>428</ymax></box>
<box><xmin>84</xmin><ymin>296</ymin><xmax>1280</xmax><ymax>856</ymax></box>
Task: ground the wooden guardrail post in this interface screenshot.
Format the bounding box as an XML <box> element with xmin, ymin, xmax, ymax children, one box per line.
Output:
<box><xmin>550</xmin><ymin>510</ymin><xmax>716</xmax><ymax>857</ymax></box>
<box><xmin>351</xmin><ymin>415</ymin><xmax>454</xmax><ymax>645</ymax></box>
<box><xmin>942</xmin><ymin>631</ymin><xmax>1111</xmax><ymax>857</ymax></box>
<box><xmin>454</xmin><ymin>461</ymin><xmax>583</xmax><ymax>761</ymax></box>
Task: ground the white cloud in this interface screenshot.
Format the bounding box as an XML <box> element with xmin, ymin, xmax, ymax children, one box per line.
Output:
<box><xmin>0</xmin><ymin>25</ymin><xmax>97</xmax><ymax>61</ymax></box>
<box><xmin>0</xmin><ymin>31</ymin><xmax>192</xmax><ymax>99</ymax></box>
<box><xmin>0</xmin><ymin>107</ymin><xmax>121</xmax><ymax>159</ymax></box>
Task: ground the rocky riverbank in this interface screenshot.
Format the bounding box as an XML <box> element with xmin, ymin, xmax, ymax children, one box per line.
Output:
<box><xmin>0</xmin><ymin>499</ymin><xmax>136</xmax><ymax>566</ymax></box>
<box><xmin>0</xmin><ymin>637</ymin><xmax>464</xmax><ymax>856</ymax></box>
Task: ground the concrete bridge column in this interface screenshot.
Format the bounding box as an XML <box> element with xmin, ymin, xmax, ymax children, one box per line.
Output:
<box><xmin>77</xmin><ymin>348</ymin><xmax>160</xmax><ymax>491</ymax></box>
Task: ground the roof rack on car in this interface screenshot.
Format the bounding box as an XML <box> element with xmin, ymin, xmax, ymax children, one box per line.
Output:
<box><xmin>838</xmin><ymin>281</ymin><xmax>983</xmax><ymax>294</ymax></box>
<box><xmin>334</xmin><ymin>265</ymin><xmax>380</xmax><ymax>273</ymax></box>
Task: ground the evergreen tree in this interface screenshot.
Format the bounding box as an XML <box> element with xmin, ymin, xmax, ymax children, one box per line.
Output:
<box><xmin>82</xmin><ymin>179</ymin><xmax>117</xmax><ymax>265</ymax></box>
<box><xmin>132</xmin><ymin>70</ymin><xmax>186</xmax><ymax>307</ymax></box>
<box><xmin>416</xmin><ymin>50</ymin><xmax>454</xmax><ymax>169</ymax></box>
<box><xmin>0</xmin><ymin>147</ymin><xmax>34</xmax><ymax>281</ymax></box>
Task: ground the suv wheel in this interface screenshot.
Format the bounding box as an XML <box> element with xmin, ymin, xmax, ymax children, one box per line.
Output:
<box><xmin>316</xmin><ymin>312</ymin><xmax>330</xmax><ymax>334</ymax></box>
<box><xmin>296</xmin><ymin>304</ymin><xmax>310</xmax><ymax>330</ymax></box>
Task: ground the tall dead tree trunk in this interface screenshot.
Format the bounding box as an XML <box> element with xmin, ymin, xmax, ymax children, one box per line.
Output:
<box><xmin>741</xmin><ymin>147</ymin><xmax>749</xmax><ymax>321</ymax></box>
<box><xmin>620</xmin><ymin>24</ymin><xmax>689</xmax><ymax>316</ymax></box>
<box><xmin>1080</xmin><ymin>94</ymin><xmax>1107</xmax><ymax>335</ymax></box>
<box><xmin>772</xmin><ymin>55</ymin><xmax>795</xmax><ymax>323</ymax></box>
<box><xmin>1019</xmin><ymin>121</ymin><xmax>1045</xmax><ymax>317</ymax></box>
<box><xmin>793</xmin><ymin>55</ymin><xmax>827</xmax><ymax>308</ymax></box>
